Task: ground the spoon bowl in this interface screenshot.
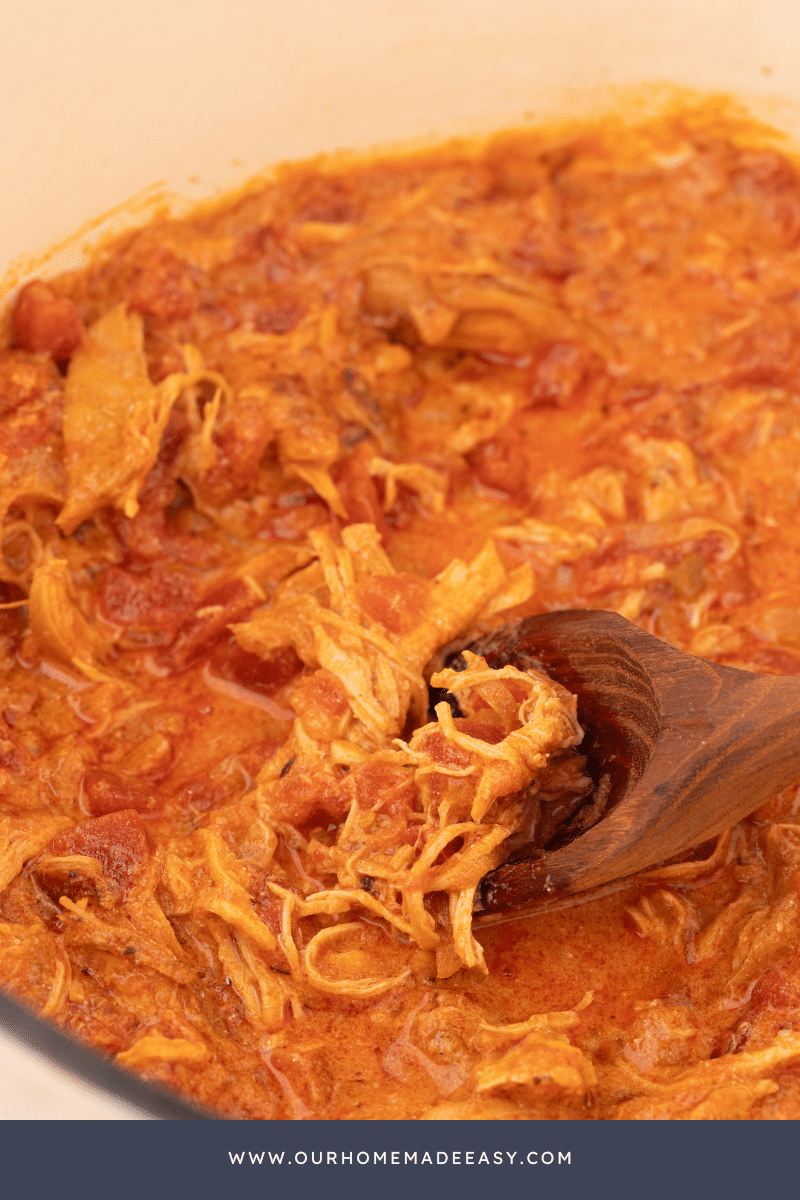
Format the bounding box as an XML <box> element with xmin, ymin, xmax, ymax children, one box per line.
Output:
<box><xmin>464</xmin><ymin>610</ymin><xmax>800</xmax><ymax>923</ymax></box>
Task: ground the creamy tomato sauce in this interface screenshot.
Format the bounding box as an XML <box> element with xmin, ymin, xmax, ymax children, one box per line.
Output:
<box><xmin>1</xmin><ymin>103</ymin><xmax>800</xmax><ymax>1119</ymax></box>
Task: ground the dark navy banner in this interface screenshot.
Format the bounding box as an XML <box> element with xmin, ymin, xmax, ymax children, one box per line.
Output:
<box><xmin>0</xmin><ymin>1119</ymin><xmax>793</xmax><ymax>1200</ymax></box>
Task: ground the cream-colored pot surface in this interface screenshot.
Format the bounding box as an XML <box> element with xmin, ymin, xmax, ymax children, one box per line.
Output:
<box><xmin>1</xmin><ymin>0</ymin><xmax>799</xmax><ymax>1118</ymax></box>
<box><xmin>3</xmin><ymin>0</ymin><xmax>800</xmax><ymax>285</ymax></box>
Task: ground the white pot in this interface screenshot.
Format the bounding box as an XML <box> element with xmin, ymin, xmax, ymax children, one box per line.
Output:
<box><xmin>3</xmin><ymin>0</ymin><xmax>800</xmax><ymax>291</ymax></box>
<box><xmin>1</xmin><ymin>0</ymin><xmax>798</xmax><ymax>1119</ymax></box>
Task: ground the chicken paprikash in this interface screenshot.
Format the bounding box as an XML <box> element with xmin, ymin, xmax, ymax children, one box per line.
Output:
<box><xmin>1</xmin><ymin>103</ymin><xmax>800</xmax><ymax>1119</ymax></box>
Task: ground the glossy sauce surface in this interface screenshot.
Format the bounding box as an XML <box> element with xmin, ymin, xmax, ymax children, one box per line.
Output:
<box><xmin>2</xmin><ymin>105</ymin><xmax>800</xmax><ymax>1119</ymax></box>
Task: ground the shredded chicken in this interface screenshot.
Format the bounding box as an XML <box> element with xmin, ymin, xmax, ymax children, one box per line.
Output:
<box><xmin>1</xmin><ymin>105</ymin><xmax>800</xmax><ymax>1121</ymax></box>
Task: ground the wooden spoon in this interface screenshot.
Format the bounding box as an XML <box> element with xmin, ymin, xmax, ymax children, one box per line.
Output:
<box><xmin>464</xmin><ymin>610</ymin><xmax>800</xmax><ymax>925</ymax></box>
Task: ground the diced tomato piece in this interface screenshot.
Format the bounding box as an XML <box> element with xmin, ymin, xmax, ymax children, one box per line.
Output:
<box><xmin>128</xmin><ymin>248</ymin><xmax>197</xmax><ymax>322</ymax></box>
<box><xmin>52</xmin><ymin>810</ymin><xmax>150</xmax><ymax>894</ymax></box>
<box><xmin>335</xmin><ymin>442</ymin><xmax>388</xmax><ymax>533</ymax></box>
<box><xmin>158</xmin><ymin>578</ymin><xmax>259</xmax><ymax>671</ymax></box>
<box><xmin>196</xmin><ymin>390</ymin><xmax>275</xmax><ymax>507</ymax></box>
<box><xmin>267</xmin><ymin>766</ymin><xmax>345</xmax><ymax>826</ymax></box>
<box><xmin>355</xmin><ymin>573</ymin><xmax>430</xmax><ymax>637</ymax></box>
<box><xmin>210</xmin><ymin>639</ymin><xmax>302</xmax><ymax>697</ymax></box>
<box><xmin>290</xmin><ymin>669</ymin><xmax>349</xmax><ymax>741</ymax></box>
<box><xmin>100</xmin><ymin>565</ymin><xmax>199</xmax><ymax>632</ymax></box>
<box><xmin>468</xmin><ymin>431</ymin><xmax>529</xmax><ymax>498</ymax></box>
<box><xmin>339</xmin><ymin>758</ymin><xmax>418</xmax><ymax>817</ymax></box>
<box><xmin>13</xmin><ymin>282</ymin><xmax>84</xmax><ymax>360</ymax></box>
<box><xmin>452</xmin><ymin>718</ymin><xmax>507</xmax><ymax>743</ymax></box>
<box><xmin>749</xmin><ymin>957</ymin><xmax>800</xmax><ymax>1013</ymax></box>
<box><xmin>81</xmin><ymin>768</ymin><xmax>158</xmax><ymax>816</ymax></box>
<box><xmin>416</xmin><ymin>728</ymin><xmax>472</xmax><ymax>770</ymax></box>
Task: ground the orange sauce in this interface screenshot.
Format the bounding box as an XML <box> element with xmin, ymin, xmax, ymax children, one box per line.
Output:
<box><xmin>1</xmin><ymin>104</ymin><xmax>800</xmax><ymax>1119</ymax></box>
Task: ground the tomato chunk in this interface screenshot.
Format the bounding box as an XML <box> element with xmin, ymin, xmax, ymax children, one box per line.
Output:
<box><xmin>100</xmin><ymin>566</ymin><xmax>199</xmax><ymax>633</ymax></box>
<box><xmin>13</xmin><ymin>281</ymin><xmax>84</xmax><ymax>360</ymax></box>
<box><xmin>128</xmin><ymin>248</ymin><xmax>198</xmax><ymax>322</ymax></box>
<box><xmin>335</xmin><ymin>442</ymin><xmax>388</xmax><ymax>533</ymax></box>
<box><xmin>81</xmin><ymin>768</ymin><xmax>158</xmax><ymax>816</ymax></box>
<box><xmin>52</xmin><ymin>810</ymin><xmax>150</xmax><ymax>894</ymax></box>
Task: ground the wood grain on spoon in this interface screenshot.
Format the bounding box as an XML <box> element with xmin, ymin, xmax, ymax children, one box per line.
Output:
<box><xmin>466</xmin><ymin>610</ymin><xmax>800</xmax><ymax>923</ymax></box>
